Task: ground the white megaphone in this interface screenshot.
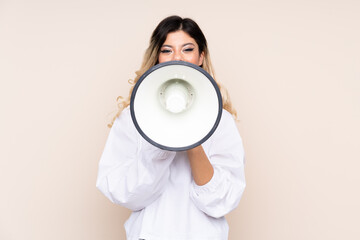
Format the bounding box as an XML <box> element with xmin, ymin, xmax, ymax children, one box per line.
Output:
<box><xmin>130</xmin><ymin>61</ymin><xmax>222</xmax><ymax>151</ymax></box>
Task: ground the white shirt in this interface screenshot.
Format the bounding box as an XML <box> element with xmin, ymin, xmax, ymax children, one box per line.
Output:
<box><xmin>96</xmin><ymin>107</ymin><xmax>246</xmax><ymax>240</ymax></box>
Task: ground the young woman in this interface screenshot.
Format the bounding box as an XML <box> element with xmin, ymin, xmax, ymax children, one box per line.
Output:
<box><xmin>96</xmin><ymin>15</ymin><xmax>246</xmax><ymax>240</ymax></box>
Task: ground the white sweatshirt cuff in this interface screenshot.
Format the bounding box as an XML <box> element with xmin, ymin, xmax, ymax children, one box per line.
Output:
<box><xmin>192</xmin><ymin>168</ymin><xmax>221</xmax><ymax>195</ymax></box>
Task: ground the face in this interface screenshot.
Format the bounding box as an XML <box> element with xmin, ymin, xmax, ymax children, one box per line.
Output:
<box><xmin>158</xmin><ymin>30</ymin><xmax>204</xmax><ymax>66</ymax></box>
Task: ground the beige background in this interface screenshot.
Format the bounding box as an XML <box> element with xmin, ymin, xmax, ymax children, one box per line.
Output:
<box><xmin>1</xmin><ymin>0</ymin><xmax>359</xmax><ymax>239</ymax></box>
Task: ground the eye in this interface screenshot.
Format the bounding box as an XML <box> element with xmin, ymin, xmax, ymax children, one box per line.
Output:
<box><xmin>160</xmin><ymin>49</ymin><xmax>172</xmax><ymax>54</ymax></box>
<box><xmin>184</xmin><ymin>48</ymin><xmax>194</xmax><ymax>52</ymax></box>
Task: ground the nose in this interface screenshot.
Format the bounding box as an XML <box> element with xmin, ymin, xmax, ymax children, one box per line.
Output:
<box><xmin>173</xmin><ymin>51</ymin><xmax>183</xmax><ymax>61</ymax></box>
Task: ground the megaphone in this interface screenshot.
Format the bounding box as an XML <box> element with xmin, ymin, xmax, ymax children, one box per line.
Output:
<box><xmin>130</xmin><ymin>61</ymin><xmax>222</xmax><ymax>151</ymax></box>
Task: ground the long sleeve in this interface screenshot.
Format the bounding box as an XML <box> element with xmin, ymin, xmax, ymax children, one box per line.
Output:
<box><xmin>189</xmin><ymin>110</ymin><xmax>246</xmax><ymax>218</ymax></box>
<box><xmin>96</xmin><ymin>107</ymin><xmax>176</xmax><ymax>211</ymax></box>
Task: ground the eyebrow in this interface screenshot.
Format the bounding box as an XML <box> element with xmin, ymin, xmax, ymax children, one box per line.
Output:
<box><xmin>161</xmin><ymin>43</ymin><xmax>195</xmax><ymax>48</ymax></box>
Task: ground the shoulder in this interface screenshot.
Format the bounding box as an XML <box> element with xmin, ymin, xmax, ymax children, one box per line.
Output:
<box><xmin>222</xmin><ymin>109</ymin><xmax>235</xmax><ymax>121</ymax></box>
<box><xmin>113</xmin><ymin>106</ymin><xmax>131</xmax><ymax>126</ymax></box>
<box><xmin>204</xmin><ymin>109</ymin><xmax>240</xmax><ymax>145</ymax></box>
<box><xmin>203</xmin><ymin>108</ymin><xmax>244</xmax><ymax>157</ymax></box>
<box><xmin>214</xmin><ymin>108</ymin><xmax>242</xmax><ymax>142</ymax></box>
<box><xmin>218</xmin><ymin>109</ymin><xmax>237</xmax><ymax>131</ymax></box>
<box><xmin>111</xmin><ymin>106</ymin><xmax>138</xmax><ymax>136</ymax></box>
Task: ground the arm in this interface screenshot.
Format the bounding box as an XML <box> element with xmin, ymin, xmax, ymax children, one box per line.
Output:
<box><xmin>189</xmin><ymin>110</ymin><xmax>246</xmax><ymax>218</ymax></box>
<box><xmin>96</xmin><ymin>107</ymin><xmax>176</xmax><ymax>211</ymax></box>
<box><xmin>187</xmin><ymin>145</ymin><xmax>214</xmax><ymax>186</ymax></box>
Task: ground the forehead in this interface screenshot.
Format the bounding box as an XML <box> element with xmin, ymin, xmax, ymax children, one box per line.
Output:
<box><xmin>163</xmin><ymin>30</ymin><xmax>197</xmax><ymax>45</ymax></box>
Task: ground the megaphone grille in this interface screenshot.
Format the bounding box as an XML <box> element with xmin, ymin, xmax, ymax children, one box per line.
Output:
<box><xmin>130</xmin><ymin>61</ymin><xmax>222</xmax><ymax>151</ymax></box>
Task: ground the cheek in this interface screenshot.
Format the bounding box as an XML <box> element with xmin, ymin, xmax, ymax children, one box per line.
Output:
<box><xmin>158</xmin><ymin>54</ymin><xmax>169</xmax><ymax>63</ymax></box>
<box><xmin>186</xmin><ymin>55</ymin><xmax>201</xmax><ymax>65</ymax></box>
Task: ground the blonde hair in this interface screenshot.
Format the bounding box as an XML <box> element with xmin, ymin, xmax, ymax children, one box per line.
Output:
<box><xmin>108</xmin><ymin>17</ymin><xmax>237</xmax><ymax>128</ymax></box>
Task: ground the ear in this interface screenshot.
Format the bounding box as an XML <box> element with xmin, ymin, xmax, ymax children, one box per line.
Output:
<box><xmin>198</xmin><ymin>51</ymin><xmax>205</xmax><ymax>66</ymax></box>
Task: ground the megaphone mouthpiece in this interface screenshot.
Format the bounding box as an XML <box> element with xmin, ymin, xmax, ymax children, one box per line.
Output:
<box><xmin>159</xmin><ymin>79</ymin><xmax>195</xmax><ymax>114</ymax></box>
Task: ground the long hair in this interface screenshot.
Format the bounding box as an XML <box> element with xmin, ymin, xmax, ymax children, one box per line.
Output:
<box><xmin>108</xmin><ymin>15</ymin><xmax>237</xmax><ymax>127</ymax></box>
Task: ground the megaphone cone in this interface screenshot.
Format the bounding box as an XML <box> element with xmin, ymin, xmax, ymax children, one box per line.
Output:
<box><xmin>130</xmin><ymin>61</ymin><xmax>222</xmax><ymax>151</ymax></box>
